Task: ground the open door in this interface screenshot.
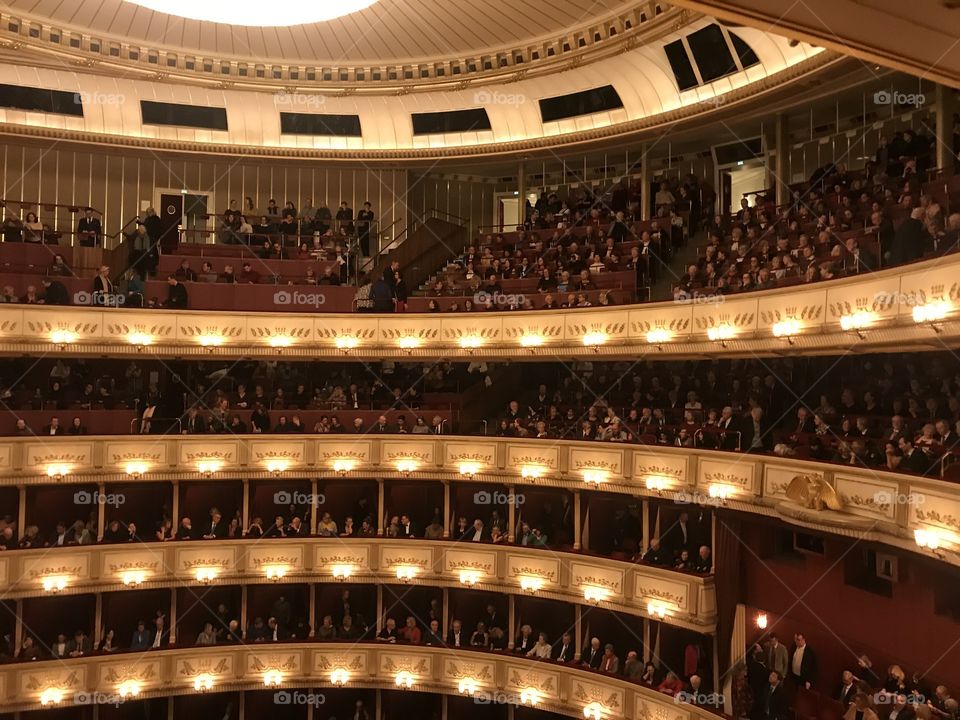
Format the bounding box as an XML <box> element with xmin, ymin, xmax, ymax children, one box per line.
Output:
<box><xmin>158</xmin><ymin>193</ymin><xmax>184</xmax><ymax>254</ymax></box>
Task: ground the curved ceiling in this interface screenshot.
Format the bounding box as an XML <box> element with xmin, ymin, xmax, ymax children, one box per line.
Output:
<box><xmin>4</xmin><ymin>0</ymin><xmax>634</xmax><ymax>65</ymax></box>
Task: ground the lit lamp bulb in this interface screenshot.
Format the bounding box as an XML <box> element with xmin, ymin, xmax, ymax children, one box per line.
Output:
<box><xmin>582</xmin><ymin>468</ymin><xmax>608</xmax><ymax>485</ymax></box>
<box><xmin>520</xmin><ymin>688</ymin><xmax>540</xmax><ymax>706</ymax></box>
<box><xmin>458</xmin><ymin>461</ymin><xmax>480</xmax><ymax>478</ymax></box>
<box><xmin>396</xmin><ymin>459</ymin><xmax>418</xmax><ymax>476</ymax></box>
<box><xmin>582</xmin><ymin>331</ymin><xmax>608</xmax><ymax>350</ymax></box>
<box><xmin>265</xmin><ymin>565</ymin><xmax>287</xmax><ymax>581</ymax></box>
<box><xmin>331</xmin><ymin>668</ymin><xmax>349</xmax><ymax>686</ymax></box>
<box><xmin>395</xmin><ymin>671</ymin><xmax>414</xmax><ymax>689</ymax></box>
<box><xmin>398</xmin><ymin>336</ymin><xmax>421</xmax><ymax>353</ymax></box>
<box><xmin>194</xmin><ymin>674</ymin><xmax>213</xmax><ymax>692</ymax></box>
<box><xmin>125</xmin><ymin>461</ymin><xmax>147</xmax><ymax>478</ymax></box>
<box><xmin>839</xmin><ymin>310</ymin><xmax>874</xmax><ymax>334</ymax></box>
<box><xmin>128</xmin><ymin>332</ymin><xmax>152</xmax><ymax>348</ymax></box>
<box><xmin>459</xmin><ymin>336</ymin><xmax>482</xmax><ymax>352</ymax></box>
<box><xmin>335</xmin><ymin>335</ymin><xmax>359</xmax><ymax>352</ymax></box>
<box><xmin>263</xmin><ymin>670</ymin><xmax>283</xmax><ymax>688</ymax></box>
<box><xmin>121</xmin><ymin>571</ymin><xmax>145</xmax><ymax>586</ymax></box>
<box><xmin>332</xmin><ymin>564</ymin><xmax>353</xmax><ymax>580</ymax></box>
<box><xmin>646</xmin><ymin>327</ymin><xmax>671</xmax><ymax>348</ymax></box>
<box><xmin>707</xmin><ymin>323</ymin><xmax>735</xmax><ymax>343</ymax></box>
<box><xmin>268</xmin><ymin>335</ymin><xmax>292</xmax><ymax>349</ymax></box>
<box><xmin>521</xmin><ymin>465</ymin><xmax>543</xmax><ymax>480</ymax></box>
<box><xmin>520</xmin><ymin>334</ymin><xmax>544</xmax><ymax>349</ymax></box>
<box><xmin>50</xmin><ymin>329</ymin><xmax>77</xmax><ymax>347</ymax></box>
<box><xmin>396</xmin><ymin>566</ymin><xmax>417</xmax><ymax>582</ymax></box>
<box><xmin>41</xmin><ymin>576</ymin><xmax>67</xmax><ymax>593</ymax></box>
<box><xmin>645</xmin><ymin>476</ymin><xmax>667</xmax><ymax>495</ymax></box>
<box><xmin>584</xmin><ymin>703</ymin><xmax>604</xmax><ymax>720</ymax></box>
<box><xmin>913</xmin><ymin>301</ymin><xmax>950</xmax><ymax>326</ymax></box>
<box><xmin>458</xmin><ymin>678</ymin><xmax>477</xmax><ymax>696</ymax></box>
<box><xmin>196</xmin><ymin>460</ymin><xmax>222</xmax><ymax>477</ymax></box>
<box><xmin>39</xmin><ymin>688</ymin><xmax>64</xmax><ymax>706</ymax></box>
<box><xmin>708</xmin><ymin>483</ymin><xmax>733</xmax><ymax>503</ymax></box>
<box><xmin>332</xmin><ymin>458</ymin><xmax>355</xmax><ymax>475</ymax></box>
<box><xmin>583</xmin><ymin>586</ymin><xmax>609</xmax><ymax>603</ymax></box>
<box><xmin>265</xmin><ymin>459</ymin><xmax>288</xmax><ymax>476</ymax></box>
<box><xmin>46</xmin><ymin>464</ymin><xmax>69</xmax><ymax>480</ymax></box>
<box><xmin>198</xmin><ymin>334</ymin><xmax>224</xmax><ymax>348</ymax></box>
<box><xmin>755</xmin><ymin>613</ymin><xmax>768</xmax><ymax>629</ymax></box>
<box><xmin>118</xmin><ymin>681</ymin><xmax>141</xmax><ymax>699</ymax></box>
<box><xmin>647</xmin><ymin>601</ymin><xmax>667</xmax><ymax>619</ymax></box>
<box><xmin>772</xmin><ymin>318</ymin><xmax>802</xmax><ymax>342</ymax></box>
<box><xmin>195</xmin><ymin>567</ymin><xmax>218</xmax><ymax>584</ymax></box>
<box><xmin>915</xmin><ymin>528</ymin><xmax>942</xmax><ymax>550</ymax></box>
<box><xmin>459</xmin><ymin>570</ymin><xmax>481</xmax><ymax>586</ymax></box>
<box><xmin>519</xmin><ymin>576</ymin><xmax>544</xmax><ymax>593</ymax></box>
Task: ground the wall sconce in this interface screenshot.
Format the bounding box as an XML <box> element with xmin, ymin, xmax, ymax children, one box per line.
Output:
<box><xmin>458</xmin><ymin>569</ymin><xmax>481</xmax><ymax>586</ymax></box>
<box><xmin>519</xmin><ymin>333</ymin><xmax>544</xmax><ymax>350</ymax></box>
<box><xmin>263</xmin><ymin>670</ymin><xmax>283</xmax><ymax>688</ymax></box>
<box><xmin>646</xmin><ymin>601</ymin><xmax>667</xmax><ymax>619</ymax></box>
<box><xmin>582</xmin><ymin>468</ymin><xmax>608</xmax><ymax>486</ymax></box>
<box><xmin>707</xmin><ymin>323</ymin><xmax>735</xmax><ymax>347</ymax></box>
<box><xmin>125</xmin><ymin>461</ymin><xmax>148</xmax><ymax>479</ymax></box>
<box><xmin>458</xmin><ymin>677</ymin><xmax>478</xmax><ymax>696</ymax></box>
<box><xmin>332</xmin><ymin>564</ymin><xmax>354</xmax><ymax>580</ymax></box>
<box><xmin>265</xmin><ymin>459</ymin><xmax>288</xmax><ymax>476</ymax></box>
<box><xmin>39</xmin><ymin>688</ymin><xmax>64</xmax><ymax>706</ymax></box>
<box><xmin>708</xmin><ymin>483</ymin><xmax>734</xmax><ymax>504</ymax></box>
<box><xmin>914</xmin><ymin>528</ymin><xmax>947</xmax><ymax>557</ymax></box>
<box><xmin>582</xmin><ymin>331</ymin><xmax>608</xmax><ymax>351</ymax></box>
<box><xmin>395</xmin><ymin>566</ymin><xmax>417</xmax><ymax>582</ymax></box>
<box><xmin>128</xmin><ymin>332</ymin><xmax>152</xmax><ymax>350</ymax></box>
<box><xmin>520</xmin><ymin>464</ymin><xmax>544</xmax><ymax>480</ymax></box>
<box><xmin>584</xmin><ymin>703</ymin><xmax>605</xmax><ymax>720</ymax></box>
<box><xmin>196</xmin><ymin>460</ymin><xmax>222</xmax><ymax>477</ymax></box>
<box><xmin>268</xmin><ymin>335</ymin><xmax>293</xmax><ymax>351</ymax></box>
<box><xmin>398</xmin><ymin>336</ymin><xmax>421</xmax><ymax>354</ymax></box>
<box><xmin>265</xmin><ymin>565</ymin><xmax>287</xmax><ymax>581</ymax></box>
<box><xmin>332</xmin><ymin>458</ymin><xmax>355</xmax><ymax>476</ymax></box>
<box><xmin>331</xmin><ymin>668</ymin><xmax>349</xmax><ymax>686</ymax></box>
<box><xmin>772</xmin><ymin>318</ymin><xmax>802</xmax><ymax>344</ymax></box>
<box><xmin>646</xmin><ymin>327</ymin><xmax>671</xmax><ymax>350</ymax></box>
<box><xmin>118</xmin><ymin>680</ymin><xmax>141</xmax><ymax>699</ymax></box>
<box><xmin>458</xmin><ymin>461</ymin><xmax>480</xmax><ymax>479</ymax></box>
<box><xmin>395</xmin><ymin>459</ymin><xmax>418</xmax><ymax>476</ymax></box>
<box><xmin>913</xmin><ymin>300</ymin><xmax>951</xmax><ymax>332</ymax></box>
<box><xmin>395</xmin><ymin>671</ymin><xmax>414</xmax><ymax>689</ymax></box>
<box><xmin>335</xmin><ymin>335</ymin><xmax>360</xmax><ymax>353</ymax></box>
<box><xmin>519</xmin><ymin>576</ymin><xmax>544</xmax><ymax>593</ymax></box>
<box><xmin>41</xmin><ymin>576</ymin><xmax>67</xmax><ymax>593</ymax></box>
<box><xmin>839</xmin><ymin>310</ymin><xmax>875</xmax><ymax>338</ymax></box>
<box><xmin>194</xmin><ymin>674</ymin><xmax>213</xmax><ymax>692</ymax></box>
<box><xmin>645</xmin><ymin>476</ymin><xmax>668</xmax><ymax>496</ymax></box>
<box><xmin>46</xmin><ymin>464</ymin><xmax>69</xmax><ymax>480</ymax></box>
<box><xmin>194</xmin><ymin>567</ymin><xmax>218</xmax><ymax>584</ymax></box>
<box><xmin>520</xmin><ymin>688</ymin><xmax>540</xmax><ymax>706</ymax></box>
<box><xmin>459</xmin><ymin>336</ymin><xmax>482</xmax><ymax>353</ymax></box>
<box><xmin>121</xmin><ymin>571</ymin><xmax>145</xmax><ymax>586</ymax></box>
<box><xmin>755</xmin><ymin>613</ymin><xmax>768</xmax><ymax>629</ymax></box>
<box><xmin>583</xmin><ymin>586</ymin><xmax>609</xmax><ymax>604</ymax></box>
<box><xmin>50</xmin><ymin>329</ymin><xmax>77</xmax><ymax>349</ymax></box>
<box><xmin>198</xmin><ymin>334</ymin><xmax>224</xmax><ymax>351</ymax></box>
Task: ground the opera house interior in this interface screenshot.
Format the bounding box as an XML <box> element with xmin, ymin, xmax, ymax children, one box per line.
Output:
<box><xmin>0</xmin><ymin>0</ymin><xmax>957</xmax><ymax>718</ymax></box>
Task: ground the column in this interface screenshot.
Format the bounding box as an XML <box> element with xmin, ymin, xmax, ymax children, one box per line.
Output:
<box><xmin>376</xmin><ymin>584</ymin><xmax>384</xmax><ymax>627</ymax></box>
<box><xmin>14</xmin><ymin>599</ymin><xmax>22</xmax><ymax>654</ymax></box>
<box><xmin>640</xmin><ymin>143</ymin><xmax>651</xmax><ymax>221</ymax></box>
<box><xmin>573</xmin><ymin>491</ymin><xmax>582</xmax><ymax>551</ymax></box>
<box><xmin>240</xmin><ymin>585</ymin><xmax>248</xmax><ymax>639</ymax></box>
<box><xmin>641</xmin><ymin>499</ymin><xmax>650</xmax><ymax>554</ymax></box>
<box><xmin>507</xmin><ymin>594</ymin><xmax>516</xmax><ymax>650</ymax></box>
<box><xmin>238</xmin><ymin>691</ymin><xmax>245</xmax><ymax>720</ymax></box>
<box><xmin>310</xmin><ymin>478</ymin><xmax>319</xmax><ymax>535</ymax></box>
<box><xmin>97</xmin><ymin>482</ymin><xmax>106</xmax><ymax>541</ymax></box>
<box><xmin>167</xmin><ymin>697</ymin><xmax>174</xmax><ymax>720</ymax></box>
<box><xmin>775</xmin><ymin>113</ymin><xmax>789</xmax><ymax>207</ymax></box>
<box><xmin>517</xmin><ymin>162</ymin><xmax>526</xmax><ymax>227</ymax></box>
<box><xmin>442</xmin><ymin>481</ymin><xmax>451</xmax><ymax>539</ymax></box>
<box><xmin>17</xmin><ymin>486</ymin><xmax>25</xmax><ymax>534</ymax></box>
<box><xmin>308</xmin><ymin>584</ymin><xmax>316</xmax><ymax>635</ymax></box>
<box><xmin>642</xmin><ymin>618</ymin><xmax>651</xmax><ymax>663</ymax></box>
<box><xmin>574</xmin><ymin>604</ymin><xmax>583</xmax><ymax>661</ymax></box>
<box><xmin>936</xmin><ymin>84</ymin><xmax>956</xmax><ymax>174</ymax></box>
<box><xmin>93</xmin><ymin>593</ymin><xmax>102</xmax><ymax>650</ymax></box>
<box><xmin>377</xmin><ymin>479</ymin><xmax>385</xmax><ymax>536</ymax></box>
<box><xmin>442</xmin><ymin>587</ymin><xmax>449</xmax><ymax>633</ymax></box>
<box><xmin>375</xmin><ymin>689</ymin><xmax>382</xmax><ymax>720</ymax></box>
<box><xmin>507</xmin><ymin>485</ymin><xmax>516</xmax><ymax>543</ymax></box>
<box><xmin>171</xmin><ymin>481</ymin><xmax>179</xmax><ymax>526</ymax></box>
<box><xmin>168</xmin><ymin>589</ymin><xmax>177</xmax><ymax>644</ymax></box>
<box><xmin>241</xmin><ymin>479</ymin><xmax>250</xmax><ymax>529</ymax></box>
<box><xmin>442</xmin><ymin>695</ymin><xmax>448</xmax><ymax>720</ymax></box>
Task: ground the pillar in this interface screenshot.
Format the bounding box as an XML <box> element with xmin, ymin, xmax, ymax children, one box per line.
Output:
<box><xmin>94</xmin><ymin>593</ymin><xmax>102</xmax><ymax>649</ymax></box>
<box><xmin>376</xmin><ymin>584</ymin><xmax>384</xmax><ymax>627</ymax></box>
<box><xmin>775</xmin><ymin>113</ymin><xmax>789</xmax><ymax>207</ymax></box>
<box><xmin>643</xmin><ymin>618</ymin><xmax>652</xmax><ymax>663</ymax></box>
<box><xmin>309</xmin><ymin>584</ymin><xmax>316</xmax><ymax>635</ymax></box>
<box><xmin>171</xmin><ymin>481</ymin><xmax>179</xmax><ymax>527</ymax></box>
<box><xmin>574</xmin><ymin>604</ymin><xmax>583</xmax><ymax>661</ymax></box>
<box><xmin>240</xmin><ymin>585</ymin><xmax>248</xmax><ymax>639</ymax></box>
<box><xmin>507</xmin><ymin>484</ymin><xmax>516</xmax><ymax>543</ymax></box>
<box><xmin>936</xmin><ymin>84</ymin><xmax>956</xmax><ymax>174</ymax></box>
<box><xmin>310</xmin><ymin>478</ymin><xmax>319</xmax><ymax>535</ymax></box>
<box><xmin>241</xmin><ymin>479</ymin><xmax>250</xmax><ymax>530</ymax></box>
<box><xmin>17</xmin><ymin>486</ymin><xmax>25</xmax><ymax>535</ymax></box>
<box><xmin>507</xmin><ymin>594</ymin><xmax>516</xmax><ymax>650</ymax></box>
<box><xmin>375</xmin><ymin>689</ymin><xmax>382</xmax><ymax>720</ymax></box>
<box><xmin>14</xmin><ymin>599</ymin><xmax>22</xmax><ymax>653</ymax></box>
<box><xmin>573</xmin><ymin>491</ymin><xmax>582</xmax><ymax>551</ymax></box>
<box><xmin>517</xmin><ymin>162</ymin><xmax>526</xmax><ymax>227</ymax></box>
<box><xmin>641</xmin><ymin>499</ymin><xmax>650</xmax><ymax>554</ymax></box>
<box><xmin>168</xmin><ymin>589</ymin><xmax>177</xmax><ymax>644</ymax></box>
<box><xmin>640</xmin><ymin>143</ymin><xmax>651</xmax><ymax>221</ymax></box>
<box><xmin>96</xmin><ymin>482</ymin><xmax>106</xmax><ymax>541</ymax></box>
<box><xmin>238</xmin><ymin>691</ymin><xmax>245</xmax><ymax>720</ymax></box>
<box><xmin>442</xmin><ymin>587</ymin><xmax>449</xmax><ymax>634</ymax></box>
<box><xmin>377</xmin><ymin>479</ymin><xmax>385</xmax><ymax>536</ymax></box>
<box><xmin>442</xmin><ymin>481</ymin><xmax>451</xmax><ymax>539</ymax></box>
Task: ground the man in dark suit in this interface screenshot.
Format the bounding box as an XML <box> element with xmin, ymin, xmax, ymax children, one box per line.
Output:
<box><xmin>41</xmin><ymin>417</ymin><xmax>63</xmax><ymax>436</ymax></box>
<box><xmin>398</xmin><ymin>514</ymin><xmax>416</xmax><ymax>538</ymax></box>
<box><xmin>201</xmin><ymin>510</ymin><xmax>226</xmax><ymax>539</ymax></box>
<box><xmin>553</xmin><ymin>632</ymin><xmax>575</xmax><ymax>663</ymax></box>
<box><xmin>664</xmin><ymin>511</ymin><xmax>693</xmax><ymax>556</ymax></box>
<box><xmin>582</xmin><ymin>637</ymin><xmax>603</xmax><ymax>669</ymax></box>
<box><xmin>889</xmin><ymin>207</ymin><xmax>927</xmax><ymax>266</ymax></box>
<box><xmin>464</xmin><ymin>519</ymin><xmax>488</xmax><ymax>543</ymax></box>
<box><xmin>838</xmin><ymin>670</ymin><xmax>858</xmax><ymax>708</ymax></box>
<box><xmin>130</xmin><ymin>620</ymin><xmax>152</xmax><ymax>650</ymax></box>
<box><xmin>790</xmin><ymin>633</ymin><xmax>818</xmax><ymax>689</ymax></box>
<box><xmin>77</xmin><ymin>208</ymin><xmax>102</xmax><ymax>246</ymax></box>
<box><xmin>742</xmin><ymin>406</ymin><xmax>773</xmax><ymax>453</ymax></box>
<box><xmin>898</xmin><ymin>437</ymin><xmax>932</xmax><ymax>474</ymax></box>
<box><xmin>755</xmin><ymin>671</ymin><xmax>789</xmax><ymax>720</ymax></box>
<box><xmin>446</xmin><ymin>620</ymin><xmax>465</xmax><ymax>648</ymax></box>
<box><xmin>514</xmin><ymin>625</ymin><xmax>535</xmax><ymax>654</ymax></box>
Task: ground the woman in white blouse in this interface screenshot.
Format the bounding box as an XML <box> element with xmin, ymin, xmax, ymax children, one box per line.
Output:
<box><xmin>526</xmin><ymin>632</ymin><xmax>552</xmax><ymax>659</ymax></box>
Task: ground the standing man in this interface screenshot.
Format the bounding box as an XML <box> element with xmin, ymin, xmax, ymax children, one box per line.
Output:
<box><xmin>77</xmin><ymin>208</ymin><xmax>102</xmax><ymax>247</ymax></box>
<box><xmin>790</xmin><ymin>633</ymin><xmax>818</xmax><ymax>689</ymax></box>
<box><xmin>356</xmin><ymin>201</ymin><xmax>375</xmax><ymax>257</ymax></box>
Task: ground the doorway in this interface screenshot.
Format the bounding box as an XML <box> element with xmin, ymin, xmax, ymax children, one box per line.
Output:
<box><xmin>719</xmin><ymin>161</ymin><xmax>767</xmax><ymax>214</ymax></box>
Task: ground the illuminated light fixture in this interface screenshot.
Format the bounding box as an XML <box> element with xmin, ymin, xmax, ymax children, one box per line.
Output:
<box><xmin>198</xmin><ymin>333</ymin><xmax>224</xmax><ymax>349</ymax></box>
<box><xmin>459</xmin><ymin>336</ymin><xmax>483</xmax><ymax>352</ymax></box>
<box><xmin>46</xmin><ymin>463</ymin><xmax>70</xmax><ymax>480</ymax></box>
<box><xmin>708</xmin><ymin>483</ymin><xmax>735</xmax><ymax>504</ymax></box>
<box><xmin>458</xmin><ymin>569</ymin><xmax>481</xmax><ymax>586</ymax></box>
<box><xmin>458</xmin><ymin>677</ymin><xmax>478</xmax><ymax>696</ymax></box>
<box><xmin>39</xmin><ymin>688</ymin><xmax>64</xmax><ymax>706</ymax></box>
<box><xmin>332</xmin><ymin>458</ymin><xmax>355</xmax><ymax>475</ymax></box>
<box><xmin>582</xmin><ymin>331</ymin><xmax>608</xmax><ymax>351</ymax></box>
<box><xmin>914</xmin><ymin>528</ymin><xmax>943</xmax><ymax>551</ymax></box>
<box><xmin>194</xmin><ymin>567</ymin><xmax>218</xmax><ymax>584</ymax></box>
<box><xmin>265</xmin><ymin>565</ymin><xmax>287</xmax><ymax>581</ymax></box>
<box><xmin>707</xmin><ymin>323</ymin><xmax>735</xmax><ymax>346</ymax></box>
<box><xmin>519</xmin><ymin>333</ymin><xmax>544</xmax><ymax>349</ymax></box>
<box><xmin>125</xmin><ymin>461</ymin><xmax>148</xmax><ymax>478</ymax></box>
<box><xmin>263</xmin><ymin>670</ymin><xmax>283</xmax><ymax>688</ymax></box>
<box><xmin>583</xmin><ymin>586</ymin><xmax>609</xmax><ymax>604</ymax></box>
<box><xmin>520</xmin><ymin>464</ymin><xmax>544</xmax><ymax>480</ymax></box>
<box><xmin>839</xmin><ymin>310</ymin><xmax>875</xmax><ymax>338</ymax></box>
<box><xmin>772</xmin><ymin>318</ymin><xmax>802</xmax><ymax>344</ymax></box>
<box><xmin>123</xmin><ymin>0</ymin><xmax>379</xmax><ymax>27</ymax></box>
<box><xmin>582</xmin><ymin>468</ymin><xmax>608</xmax><ymax>486</ymax></box>
<box><xmin>395</xmin><ymin>565</ymin><xmax>417</xmax><ymax>582</ymax></box>
<box><xmin>118</xmin><ymin>680</ymin><xmax>141</xmax><ymax>699</ymax></box>
<box><xmin>646</xmin><ymin>327</ymin><xmax>671</xmax><ymax>349</ymax></box>
<box><xmin>395</xmin><ymin>459</ymin><xmax>418</xmax><ymax>476</ymax></box>
<box><xmin>268</xmin><ymin>335</ymin><xmax>293</xmax><ymax>350</ymax></box>
<box><xmin>196</xmin><ymin>460</ymin><xmax>222</xmax><ymax>477</ymax></box>
<box><xmin>458</xmin><ymin>461</ymin><xmax>480</xmax><ymax>479</ymax></box>
<box><xmin>193</xmin><ymin>674</ymin><xmax>213</xmax><ymax>692</ymax></box>
<box><xmin>755</xmin><ymin>613</ymin><xmax>768</xmax><ymax>630</ymax></box>
<box><xmin>584</xmin><ymin>703</ymin><xmax>605</xmax><ymax>720</ymax></box>
<box><xmin>335</xmin><ymin>335</ymin><xmax>359</xmax><ymax>353</ymax></box>
<box><xmin>41</xmin><ymin>576</ymin><xmax>67</xmax><ymax>593</ymax></box>
<box><xmin>913</xmin><ymin>300</ymin><xmax>951</xmax><ymax>332</ymax></box>
<box><xmin>645</xmin><ymin>476</ymin><xmax>668</xmax><ymax>496</ymax></box>
<box><xmin>128</xmin><ymin>332</ymin><xmax>152</xmax><ymax>349</ymax></box>
<box><xmin>520</xmin><ymin>688</ymin><xmax>540</xmax><ymax>706</ymax></box>
<box><xmin>646</xmin><ymin>601</ymin><xmax>667</xmax><ymax>619</ymax></box>
<box><xmin>50</xmin><ymin>329</ymin><xmax>77</xmax><ymax>348</ymax></box>
<box><xmin>121</xmin><ymin>571</ymin><xmax>145</xmax><ymax>586</ymax></box>
<box><xmin>331</xmin><ymin>564</ymin><xmax>354</xmax><ymax>580</ymax></box>
<box><xmin>330</xmin><ymin>668</ymin><xmax>349</xmax><ymax>686</ymax></box>
<box><xmin>519</xmin><ymin>576</ymin><xmax>544</xmax><ymax>593</ymax></box>
<box><xmin>395</xmin><ymin>671</ymin><xmax>414</xmax><ymax>689</ymax></box>
<box><xmin>398</xmin><ymin>335</ymin><xmax>421</xmax><ymax>353</ymax></box>
<box><xmin>265</xmin><ymin>459</ymin><xmax>288</xmax><ymax>476</ymax></box>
